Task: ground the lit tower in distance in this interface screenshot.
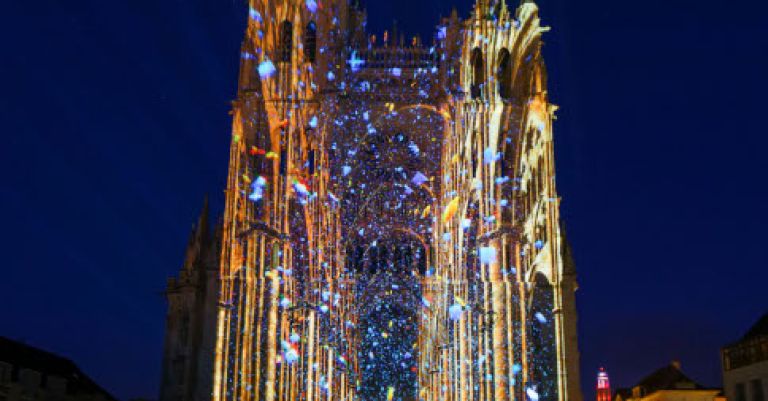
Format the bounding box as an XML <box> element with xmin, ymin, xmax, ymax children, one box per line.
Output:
<box><xmin>597</xmin><ymin>368</ymin><xmax>611</xmax><ymax>401</ymax></box>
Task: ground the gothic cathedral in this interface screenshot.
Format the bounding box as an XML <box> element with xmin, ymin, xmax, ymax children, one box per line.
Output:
<box><xmin>160</xmin><ymin>2</ymin><xmax>581</xmax><ymax>401</ymax></box>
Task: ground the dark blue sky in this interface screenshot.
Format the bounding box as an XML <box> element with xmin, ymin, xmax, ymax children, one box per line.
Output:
<box><xmin>1</xmin><ymin>0</ymin><xmax>767</xmax><ymax>400</ymax></box>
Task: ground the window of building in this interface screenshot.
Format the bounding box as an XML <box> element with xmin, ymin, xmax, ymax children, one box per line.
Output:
<box><xmin>304</xmin><ymin>22</ymin><xmax>317</xmax><ymax>63</ymax></box>
<box><xmin>279</xmin><ymin>149</ymin><xmax>288</xmax><ymax>176</ymax></box>
<box><xmin>19</xmin><ymin>369</ymin><xmax>41</xmax><ymax>389</ymax></box>
<box><xmin>46</xmin><ymin>376</ymin><xmax>67</xmax><ymax>395</ymax></box>
<box><xmin>0</xmin><ymin>362</ymin><xmax>11</xmax><ymax>383</ymax></box>
<box><xmin>279</xmin><ymin>20</ymin><xmax>293</xmax><ymax>63</ymax></box>
<box><xmin>308</xmin><ymin>149</ymin><xmax>315</xmax><ymax>175</ymax></box>
<box><xmin>752</xmin><ymin>380</ymin><xmax>765</xmax><ymax>401</ymax></box>
<box><xmin>470</xmin><ymin>48</ymin><xmax>484</xmax><ymax>99</ymax></box>
<box><xmin>497</xmin><ymin>49</ymin><xmax>512</xmax><ymax>100</ymax></box>
<box><xmin>736</xmin><ymin>382</ymin><xmax>747</xmax><ymax>401</ymax></box>
<box><xmin>471</xmin><ymin>133</ymin><xmax>478</xmax><ymax>174</ymax></box>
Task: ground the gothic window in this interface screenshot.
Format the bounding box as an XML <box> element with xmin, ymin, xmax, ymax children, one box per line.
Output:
<box><xmin>308</xmin><ymin>149</ymin><xmax>315</xmax><ymax>175</ymax></box>
<box><xmin>180</xmin><ymin>313</ymin><xmax>190</xmax><ymax>346</ymax></box>
<box><xmin>279</xmin><ymin>20</ymin><xmax>293</xmax><ymax>63</ymax></box>
<box><xmin>499</xmin><ymin>138</ymin><xmax>512</xmax><ymax>178</ymax></box>
<box><xmin>403</xmin><ymin>246</ymin><xmax>413</xmax><ymax>269</ymax></box>
<box><xmin>470</xmin><ymin>48</ymin><xmax>484</xmax><ymax>99</ymax></box>
<box><xmin>279</xmin><ymin>149</ymin><xmax>287</xmax><ymax>176</ymax></box>
<box><xmin>379</xmin><ymin>246</ymin><xmax>389</xmax><ymax>271</ymax></box>
<box><xmin>416</xmin><ymin>247</ymin><xmax>426</xmax><ymax>275</ymax></box>
<box><xmin>539</xmin><ymin>157</ymin><xmax>546</xmax><ymax>196</ymax></box>
<box><xmin>464</xmin><ymin>205</ymin><xmax>479</xmax><ymax>281</ymax></box>
<box><xmin>471</xmin><ymin>133</ymin><xmax>478</xmax><ymax>174</ymax></box>
<box><xmin>497</xmin><ymin>49</ymin><xmax>512</xmax><ymax>100</ymax></box>
<box><xmin>347</xmin><ymin>245</ymin><xmax>365</xmax><ymax>272</ymax></box>
<box><xmin>304</xmin><ymin>21</ymin><xmax>317</xmax><ymax>63</ymax></box>
<box><xmin>369</xmin><ymin>246</ymin><xmax>380</xmax><ymax>274</ymax></box>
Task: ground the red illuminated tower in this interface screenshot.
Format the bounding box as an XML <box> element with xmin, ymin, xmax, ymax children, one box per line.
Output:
<box><xmin>597</xmin><ymin>368</ymin><xmax>611</xmax><ymax>401</ymax></box>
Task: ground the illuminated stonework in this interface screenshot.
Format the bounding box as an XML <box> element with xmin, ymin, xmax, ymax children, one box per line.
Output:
<box><xmin>212</xmin><ymin>2</ymin><xmax>581</xmax><ymax>401</ymax></box>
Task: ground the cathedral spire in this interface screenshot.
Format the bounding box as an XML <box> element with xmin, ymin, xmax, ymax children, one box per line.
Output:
<box><xmin>560</xmin><ymin>220</ymin><xmax>576</xmax><ymax>276</ymax></box>
<box><xmin>473</xmin><ymin>0</ymin><xmax>489</xmax><ymax>19</ymax></box>
<box><xmin>492</xmin><ymin>0</ymin><xmax>509</xmax><ymax>19</ymax></box>
<box><xmin>183</xmin><ymin>196</ymin><xmax>210</xmax><ymax>272</ymax></box>
<box><xmin>450</xmin><ymin>6</ymin><xmax>459</xmax><ymax>20</ymax></box>
<box><xmin>197</xmin><ymin>194</ymin><xmax>210</xmax><ymax>238</ymax></box>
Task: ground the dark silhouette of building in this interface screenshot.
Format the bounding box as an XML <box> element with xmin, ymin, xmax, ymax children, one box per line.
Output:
<box><xmin>614</xmin><ymin>361</ymin><xmax>723</xmax><ymax>401</ymax></box>
<box><xmin>0</xmin><ymin>336</ymin><xmax>117</xmax><ymax>401</ymax></box>
<box><xmin>722</xmin><ymin>312</ymin><xmax>768</xmax><ymax>401</ymax></box>
<box><xmin>158</xmin><ymin>199</ymin><xmax>220</xmax><ymax>401</ymax></box>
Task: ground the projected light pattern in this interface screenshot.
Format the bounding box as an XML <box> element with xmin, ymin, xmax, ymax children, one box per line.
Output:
<box><xmin>211</xmin><ymin>2</ymin><xmax>582</xmax><ymax>401</ymax></box>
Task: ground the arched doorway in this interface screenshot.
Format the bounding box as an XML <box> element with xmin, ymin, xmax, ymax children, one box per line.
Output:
<box><xmin>528</xmin><ymin>273</ymin><xmax>557</xmax><ymax>401</ymax></box>
<box><xmin>356</xmin><ymin>272</ymin><xmax>422</xmax><ymax>401</ymax></box>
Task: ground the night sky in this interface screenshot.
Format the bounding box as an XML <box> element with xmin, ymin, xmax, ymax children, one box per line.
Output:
<box><xmin>2</xmin><ymin>0</ymin><xmax>767</xmax><ymax>400</ymax></box>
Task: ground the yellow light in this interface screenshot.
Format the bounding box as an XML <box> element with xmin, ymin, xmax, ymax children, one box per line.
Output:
<box><xmin>442</xmin><ymin>196</ymin><xmax>459</xmax><ymax>224</ymax></box>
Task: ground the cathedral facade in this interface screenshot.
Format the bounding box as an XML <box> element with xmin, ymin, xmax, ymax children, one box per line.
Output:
<box><xmin>161</xmin><ymin>1</ymin><xmax>581</xmax><ymax>401</ymax></box>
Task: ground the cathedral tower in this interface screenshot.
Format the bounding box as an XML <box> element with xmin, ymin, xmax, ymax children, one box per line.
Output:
<box><xmin>212</xmin><ymin>2</ymin><xmax>357</xmax><ymax>401</ymax></box>
<box><xmin>423</xmin><ymin>2</ymin><xmax>581</xmax><ymax>401</ymax></box>
<box><xmin>161</xmin><ymin>198</ymin><xmax>221</xmax><ymax>401</ymax></box>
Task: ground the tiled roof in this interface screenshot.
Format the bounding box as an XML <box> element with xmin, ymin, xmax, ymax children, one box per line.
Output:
<box><xmin>0</xmin><ymin>336</ymin><xmax>118</xmax><ymax>401</ymax></box>
<box><xmin>635</xmin><ymin>363</ymin><xmax>705</xmax><ymax>392</ymax></box>
<box><xmin>613</xmin><ymin>362</ymin><xmax>721</xmax><ymax>400</ymax></box>
<box><xmin>741</xmin><ymin>312</ymin><xmax>768</xmax><ymax>341</ymax></box>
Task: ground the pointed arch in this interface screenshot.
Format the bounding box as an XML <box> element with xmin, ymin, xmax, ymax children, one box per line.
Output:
<box><xmin>304</xmin><ymin>21</ymin><xmax>317</xmax><ymax>63</ymax></box>
<box><xmin>357</xmin><ymin>273</ymin><xmax>420</xmax><ymax>401</ymax></box>
<box><xmin>470</xmin><ymin>47</ymin><xmax>484</xmax><ymax>99</ymax></box>
<box><xmin>497</xmin><ymin>48</ymin><xmax>512</xmax><ymax>100</ymax></box>
<box><xmin>279</xmin><ymin>20</ymin><xmax>292</xmax><ymax>63</ymax></box>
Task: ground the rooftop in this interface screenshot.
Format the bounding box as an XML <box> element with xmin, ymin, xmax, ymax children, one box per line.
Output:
<box><xmin>614</xmin><ymin>361</ymin><xmax>719</xmax><ymax>400</ymax></box>
<box><xmin>740</xmin><ymin>312</ymin><xmax>768</xmax><ymax>342</ymax></box>
<box><xmin>0</xmin><ymin>336</ymin><xmax>117</xmax><ymax>401</ymax></box>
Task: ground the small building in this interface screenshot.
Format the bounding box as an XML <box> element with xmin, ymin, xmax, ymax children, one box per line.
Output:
<box><xmin>0</xmin><ymin>336</ymin><xmax>117</xmax><ymax>401</ymax></box>
<box><xmin>722</xmin><ymin>312</ymin><xmax>768</xmax><ymax>401</ymax></box>
<box><xmin>614</xmin><ymin>361</ymin><xmax>723</xmax><ymax>401</ymax></box>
